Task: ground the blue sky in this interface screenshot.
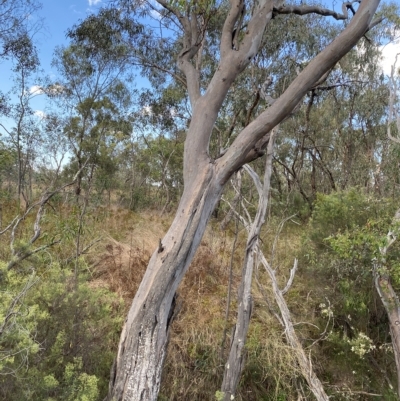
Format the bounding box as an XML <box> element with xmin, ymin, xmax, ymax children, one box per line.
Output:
<box><xmin>35</xmin><ymin>0</ymin><xmax>103</xmax><ymax>71</ymax></box>
<box><xmin>1</xmin><ymin>0</ymin><xmax>103</xmax><ymax>85</ymax></box>
<box><xmin>0</xmin><ymin>0</ymin><xmax>105</xmax><ymax>123</ymax></box>
<box><xmin>1</xmin><ymin>0</ymin><xmax>400</xmax><ymax>125</ymax></box>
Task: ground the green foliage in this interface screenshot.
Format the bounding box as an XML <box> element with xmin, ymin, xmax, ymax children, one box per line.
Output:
<box><xmin>0</xmin><ymin>258</ymin><xmax>124</xmax><ymax>400</ymax></box>
<box><xmin>303</xmin><ymin>189</ymin><xmax>399</xmax><ymax>392</ymax></box>
<box><xmin>67</xmin><ymin>8</ymin><xmax>143</xmax><ymax>60</ymax></box>
<box><xmin>308</xmin><ymin>189</ymin><xmax>390</xmax><ymax>248</ymax></box>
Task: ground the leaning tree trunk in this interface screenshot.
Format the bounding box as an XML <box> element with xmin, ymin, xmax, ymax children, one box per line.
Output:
<box><xmin>261</xmin><ymin>253</ymin><xmax>329</xmax><ymax>400</ymax></box>
<box><xmin>374</xmin><ymin>272</ymin><xmax>400</xmax><ymax>397</ymax></box>
<box><xmin>107</xmin><ymin>167</ymin><xmax>223</xmax><ymax>400</ymax></box>
<box><xmin>106</xmin><ymin>0</ymin><xmax>381</xmax><ymax>399</ymax></box>
<box><xmin>221</xmin><ymin>142</ymin><xmax>329</xmax><ymax>401</ymax></box>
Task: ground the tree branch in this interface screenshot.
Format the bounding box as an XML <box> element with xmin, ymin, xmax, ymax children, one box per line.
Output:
<box><xmin>273</xmin><ymin>1</ymin><xmax>361</xmax><ymax>21</ymax></box>
<box><xmin>217</xmin><ymin>0</ymin><xmax>380</xmax><ymax>183</ymax></box>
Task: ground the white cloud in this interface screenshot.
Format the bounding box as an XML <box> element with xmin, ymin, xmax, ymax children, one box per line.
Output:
<box><xmin>34</xmin><ymin>110</ymin><xmax>46</xmax><ymax>120</ymax></box>
<box><xmin>69</xmin><ymin>4</ymin><xmax>82</xmax><ymax>15</ymax></box>
<box><xmin>149</xmin><ymin>9</ymin><xmax>162</xmax><ymax>20</ymax></box>
<box><xmin>29</xmin><ymin>85</ymin><xmax>44</xmax><ymax>95</ymax></box>
<box><xmin>141</xmin><ymin>105</ymin><xmax>153</xmax><ymax>116</ymax></box>
<box><xmin>379</xmin><ymin>41</ymin><xmax>400</xmax><ymax>76</ymax></box>
<box><xmin>88</xmin><ymin>0</ymin><xmax>101</xmax><ymax>6</ymax></box>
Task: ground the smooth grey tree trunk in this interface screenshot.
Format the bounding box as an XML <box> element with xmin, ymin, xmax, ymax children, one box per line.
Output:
<box><xmin>221</xmin><ymin>129</ymin><xmax>276</xmax><ymax>400</ymax></box>
<box><xmin>106</xmin><ymin>1</ymin><xmax>381</xmax><ymax>399</ymax></box>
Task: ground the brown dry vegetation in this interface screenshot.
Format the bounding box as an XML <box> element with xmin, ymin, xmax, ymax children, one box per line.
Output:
<box><xmin>2</xmin><ymin>194</ymin><xmax>393</xmax><ymax>400</ymax></box>
<box><xmin>87</xmin><ymin>209</ymin><xmax>315</xmax><ymax>401</ymax></box>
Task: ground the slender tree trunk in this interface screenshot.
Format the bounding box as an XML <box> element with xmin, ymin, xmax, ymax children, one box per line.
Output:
<box><xmin>221</xmin><ymin>131</ymin><xmax>276</xmax><ymax>400</ymax></box>
<box><xmin>261</xmin><ymin>254</ymin><xmax>329</xmax><ymax>400</ymax></box>
<box><xmin>375</xmin><ymin>274</ymin><xmax>400</xmax><ymax>396</ymax></box>
<box><xmin>369</xmin><ymin>207</ymin><xmax>400</xmax><ymax>397</ymax></box>
<box><xmin>221</xmin><ymin>138</ymin><xmax>329</xmax><ymax>400</ymax></box>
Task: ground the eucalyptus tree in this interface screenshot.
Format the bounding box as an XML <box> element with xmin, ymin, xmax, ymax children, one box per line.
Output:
<box><xmin>88</xmin><ymin>0</ymin><xmax>385</xmax><ymax>399</ymax></box>
<box><xmin>0</xmin><ymin>34</ymin><xmax>41</xmax><ymax>207</ymax></box>
<box><xmin>272</xmin><ymin>41</ymin><xmax>391</xmax><ymax>211</ymax></box>
<box><xmin>0</xmin><ymin>0</ymin><xmax>42</xmax><ymax>61</ymax></box>
<box><xmin>50</xmin><ymin>10</ymin><xmax>139</xmax><ymax>198</ymax></box>
<box><xmin>0</xmin><ymin>0</ymin><xmax>42</xmax><ymax>117</ymax></box>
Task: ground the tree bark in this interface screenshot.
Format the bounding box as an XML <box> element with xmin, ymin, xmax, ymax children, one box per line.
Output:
<box><xmin>107</xmin><ymin>0</ymin><xmax>381</xmax><ymax>399</ymax></box>
<box><xmin>221</xmin><ymin>130</ymin><xmax>276</xmax><ymax>401</ymax></box>
<box><xmin>222</xmin><ymin>151</ymin><xmax>329</xmax><ymax>401</ymax></box>
<box><xmin>373</xmin><ymin>216</ymin><xmax>400</xmax><ymax>398</ymax></box>
<box><xmin>107</xmin><ymin>167</ymin><xmax>223</xmax><ymax>400</ymax></box>
<box><xmin>261</xmin><ymin>254</ymin><xmax>329</xmax><ymax>401</ymax></box>
<box><xmin>374</xmin><ymin>273</ymin><xmax>400</xmax><ymax>397</ymax></box>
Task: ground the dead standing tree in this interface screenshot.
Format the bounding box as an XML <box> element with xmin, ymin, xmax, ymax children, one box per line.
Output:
<box><xmin>372</xmin><ymin>56</ymin><xmax>400</xmax><ymax>397</ymax></box>
<box><xmin>221</xmin><ymin>140</ymin><xmax>329</xmax><ymax>400</ymax></box>
<box><xmin>106</xmin><ymin>0</ymin><xmax>382</xmax><ymax>399</ymax></box>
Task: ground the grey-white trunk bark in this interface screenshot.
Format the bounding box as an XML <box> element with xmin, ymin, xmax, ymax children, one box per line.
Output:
<box><xmin>221</xmin><ymin>130</ymin><xmax>276</xmax><ymax>400</ymax></box>
<box><xmin>221</xmin><ymin>139</ymin><xmax>329</xmax><ymax>400</ymax></box>
<box><xmin>106</xmin><ymin>167</ymin><xmax>223</xmax><ymax>400</ymax></box>
<box><xmin>373</xmin><ymin>216</ymin><xmax>400</xmax><ymax>397</ymax></box>
<box><xmin>261</xmin><ymin>254</ymin><xmax>329</xmax><ymax>401</ymax></box>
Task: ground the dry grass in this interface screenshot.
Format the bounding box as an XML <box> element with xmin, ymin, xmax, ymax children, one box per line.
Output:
<box><xmin>89</xmin><ymin>210</ymin><xmax>322</xmax><ymax>400</ymax></box>
<box><xmin>89</xmin><ymin>210</ymin><xmax>166</xmax><ymax>303</ymax></box>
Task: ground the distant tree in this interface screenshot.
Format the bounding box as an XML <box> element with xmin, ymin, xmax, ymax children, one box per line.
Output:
<box><xmin>0</xmin><ymin>0</ymin><xmax>42</xmax><ymax>61</ymax></box>
<box><xmin>50</xmin><ymin>12</ymin><xmax>138</xmax><ymax>198</ymax></box>
<box><xmin>0</xmin><ymin>33</ymin><xmax>41</xmax><ymax>207</ymax></box>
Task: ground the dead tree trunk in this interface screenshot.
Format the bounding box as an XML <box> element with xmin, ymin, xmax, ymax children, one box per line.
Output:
<box><xmin>106</xmin><ymin>1</ymin><xmax>381</xmax><ymax>399</ymax></box>
<box><xmin>373</xmin><ymin>213</ymin><xmax>400</xmax><ymax>398</ymax></box>
<box><xmin>261</xmin><ymin>253</ymin><xmax>329</xmax><ymax>400</ymax></box>
<box><xmin>377</xmin><ymin>58</ymin><xmax>400</xmax><ymax>397</ymax></box>
<box><xmin>221</xmin><ymin>130</ymin><xmax>276</xmax><ymax>400</ymax></box>
<box><xmin>222</xmin><ymin>154</ymin><xmax>329</xmax><ymax>401</ymax></box>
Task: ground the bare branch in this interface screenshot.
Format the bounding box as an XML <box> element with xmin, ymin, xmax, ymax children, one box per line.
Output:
<box><xmin>154</xmin><ymin>0</ymin><xmax>185</xmax><ymax>25</ymax></box>
<box><xmin>138</xmin><ymin>60</ymin><xmax>187</xmax><ymax>88</ymax></box>
<box><xmin>387</xmin><ymin>54</ymin><xmax>400</xmax><ymax>144</ymax></box>
<box><xmin>0</xmin><ymin>270</ymin><xmax>39</xmax><ymax>336</ymax></box>
<box><xmin>7</xmin><ymin>240</ymin><xmax>61</xmax><ymax>271</ymax></box>
<box><xmin>218</xmin><ymin>0</ymin><xmax>380</xmax><ymax>182</ymax></box>
<box><xmin>367</xmin><ymin>16</ymin><xmax>384</xmax><ymax>31</ymax></box>
<box><xmin>281</xmin><ymin>258</ymin><xmax>298</xmax><ymax>295</ymax></box>
<box><xmin>0</xmin><ymin>216</ymin><xmax>19</xmax><ymax>236</ymax></box>
<box><xmin>273</xmin><ymin>1</ymin><xmax>361</xmax><ymax>20</ymax></box>
<box><xmin>7</xmin><ymin>164</ymin><xmax>88</xmax><ymax>270</ymax></box>
<box><xmin>63</xmin><ymin>237</ymin><xmax>102</xmax><ymax>265</ymax></box>
<box><xmin>220</xmin><ymin>0</ymin><xmax>245</xmax><ymax>55</ymax></box>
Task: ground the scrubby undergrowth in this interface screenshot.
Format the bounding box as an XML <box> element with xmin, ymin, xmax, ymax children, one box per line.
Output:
<box><xmin>1</xmin><ymin>191</ymin><xmax>398</xmax><ymax>400</ymax></box>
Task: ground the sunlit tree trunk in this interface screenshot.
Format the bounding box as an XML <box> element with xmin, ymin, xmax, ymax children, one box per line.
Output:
<box><xmin>106</xmin><ymin>1</ymin><xmax>381</xmax><ymax>399</ymax></box>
